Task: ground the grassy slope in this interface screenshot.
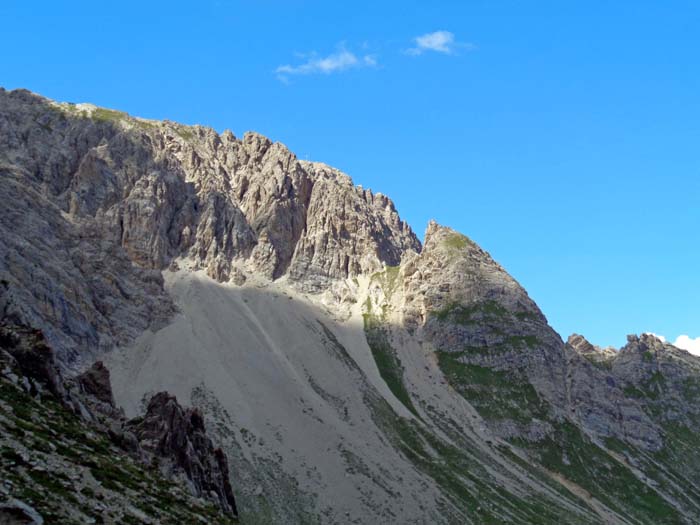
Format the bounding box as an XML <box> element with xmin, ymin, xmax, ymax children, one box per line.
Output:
<box><xmin>361</xmin><ymin>273</ymin><xmax>596</xmax><ymax>523</ymax></box>
<box><xmin>433</xmin><ymin>319</ymin><xmax>688</xmax><ymax>524</ymax></box>
<box><xmin>0</xmin><ymin>378</ymin><xmax>238</xmax><ymax>525</ymax></box>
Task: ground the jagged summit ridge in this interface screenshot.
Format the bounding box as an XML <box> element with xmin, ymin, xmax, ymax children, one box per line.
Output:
<box><xmin>0</xmin><ymin>87</ymin><xmax>419</xmax><ymax>363</ymax></box>
<box><xmin>1</xmin><ymin>88</ymin><xmax>419</xmax><ymax>276</ymax></box>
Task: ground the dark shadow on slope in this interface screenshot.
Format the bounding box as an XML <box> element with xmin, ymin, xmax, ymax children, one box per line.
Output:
<box><xmin>0</xmin><ymin>319</ymin><xmax>239</xmax><ymax>523</ymax></box>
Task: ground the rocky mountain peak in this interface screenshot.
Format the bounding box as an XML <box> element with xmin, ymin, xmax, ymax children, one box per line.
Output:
<box><xmin>413</xmin><ymin>220</ymin><xmax>542</xmax><ymax>320</ymax></box>
<box><xmin>424</xmin><ymin>218</ymin><xmax>441</xmax><ymax>241</ymax></box>
<box><xmin>622</xmin><ymin>333</ymin><xmax>668</xmax><ymax>355</ymax></box>
<box><xmin>567</xmin><ymin>333</ymin><xmax>597</xmax><ymax>353</ymax></box>
<box><xmin>567</xmin><ymin>333</ymin><xmax>616</xmax><ymax>358</ymax></box>
<box><xmin>423</xmin><ymin>221</ymin><xmax>474</xmax><ymax>252</ymax></box>
<box><xmin>241</xmin><ymin>130</ymin><xmax>273</xmax><ymax>153</ymax></box>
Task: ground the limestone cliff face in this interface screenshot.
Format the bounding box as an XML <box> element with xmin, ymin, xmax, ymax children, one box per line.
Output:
<box><xmin>289</xmin><ymin>162</ymin><xmax>417</xmax><ymax>290</ymax></box>
<box><xmin>564</xmin><ymin>338</ymin><xmax>662</xmax><ymax>451</ymax></box>
<box><xmin>0</xmin><ymin>88</ymin><xmax>418</xmax><ymax>364</ymax></box>
<box><xmin>588</xmin><ymin>333</ymin><xmax>700</xmax><ymax>433</ymax></box>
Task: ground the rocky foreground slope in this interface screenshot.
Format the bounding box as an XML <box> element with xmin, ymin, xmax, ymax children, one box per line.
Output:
<box><xmin>0</xmin><ymin>321</ymin><xmax>238</xmax><ymax>524</ymax></box>
<box><xmin>1</xmin><ymin>88</ymin><xmax>699</xmax><ymax>524</ymax></box>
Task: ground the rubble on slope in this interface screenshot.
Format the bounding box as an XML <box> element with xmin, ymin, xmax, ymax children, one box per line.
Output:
<box><xmin>0</xmin><ymin>320</ymin><xmax>238</xmax><ymax>524</ymax></box>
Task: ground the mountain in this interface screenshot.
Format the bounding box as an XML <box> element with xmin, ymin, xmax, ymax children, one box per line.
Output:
<box><xmin>1</xmin><ymin>87</ymin><xmax>699</xmax><ymax>524</ymax></box>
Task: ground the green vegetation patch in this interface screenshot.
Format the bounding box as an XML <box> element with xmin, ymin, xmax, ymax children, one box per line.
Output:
<box><xmin>176</xmin><ymin>126</ymin><xmax>196</xmax><ymax>141</ymax></box>
<box><xmin>436</xmin><ymin>351</ymin><xmax>548</xmax><ymax>423</ymax></box>
<box><xmin>91</xmin><ymin>108</ymin><xmax>127</xmax><ymax>122</ymax></box>
<box><xmin>433</xmin><ymin>300</ymin><xmax>510</xmax><ymax>325</ymax></box>
<box><xmin>514</xmin><ymin>310</ymin><xmax>540</xmax><ymax>321</ymax></box>
<box><xmin>438</xmin><ymin>349</ymin><xmax>687</xmax><ymax>522</ymax></box>
<box><xmin>367</xmin><ymin>394</ymin><xmax>589</xmax><ymax>524</ymax></box>
<box><xmin>583</xmin><ymin>354</ymin><xmax>613</xmax><ymax>370</ymax></box>
<box><xmin>442</xmin><ymin>233</ymin><xmax>472</xmax><ymax>251</ymax></box>
<box><xmin>624</xmin><ymin>371</ymin><xmax>666</xmax><ymax>401</ymax></box>
<box><xmin>506</xmin><ymin>335</ymin><xmax>540</xmax><ymax>349</ymax></box>
<box><xmin>134</xmin><ymin>119</ymin><xmax>157</xmax><ymax>130</ymax></box>
<box><xmin>515</xmin><ymin>422</ymin><xmax>681</xmax><ymax>524</ymax></box>
<box><xmin>363</xmin><ymin>316</ymin><xmax>419</xmax><ymax>418</ymax></box>
<box><xmin>681</xmin><ymin>377</ymin><xmax>700</xmax><ymax>400</ymax></box>
<box><xmin>607</xmin><ymin>432</ymin><xmax>700</xmax><ymax>518</ymax></box>
<box><xmin>369</xmin><ymin>265</ymin><xmax>401</xmax><ymax>306</ymax></box>
<box><xmin>623</xmin><ymin>383</ymin><xmax>646</xmax><ymax>398</ymax></box>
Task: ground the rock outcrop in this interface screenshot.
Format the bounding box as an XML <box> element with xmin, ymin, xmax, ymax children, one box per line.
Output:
<box><xmin>611</xmin><ymin>334</ymin><xmax>700</xmax><ymax>428</ymax></box>
<box><xmin>567</xmin><ymin>333</ymin><xmax>616</xmax><ymax>360</ymax></box>
<box><xmin>402</xmin><ymin>221</ymin><xmax>567</xmax><ymax>410</ymax></box>
<box><xmin>126</xmin><ymin>392</ymin><xmax>238</xmax><ymax>516</ymax></box>
<box><xmin>76</xmin><ymin>361</ymin><xmax>115</xmax><ymax>406</ymax></box>
<box><xmin>0</xmin><ymin>498</ymin><xmax>44</xmax><ymax>525</ymax></box>
<box><xmin>0</xmin><ymin>320</ymin><xmax>238</xmax><ymax>522</ymax></box>
<box><xmin>0</xmin><ymin>322</ymin><xmax>65</xmax><ymax>399</ymax></box>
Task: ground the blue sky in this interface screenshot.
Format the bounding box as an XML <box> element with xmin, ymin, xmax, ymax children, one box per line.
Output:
<box><xmin>2</xmin><ymin>0</ymin><xmax>699</xmax><ymax>349</ymax></box>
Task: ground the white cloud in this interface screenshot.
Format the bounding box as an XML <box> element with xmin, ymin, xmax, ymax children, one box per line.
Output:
<box><xmin>363</xmin><ymin>55</ymin><xmax>378</xmax><ymax>67</ymax></box>
<box><xmin>406</xmin><ymin>30</ymin><xmax>474</xmax><ymax>56</ymax></box>
<box><xmin>275</xmin><ymin>47</ymin><xmax>377</xmax><ymax>80</ymax></box>
<box><xmin>673</xmin><ymin>335</ymin><xmax>700</xmax><ymax>356</ymax></box>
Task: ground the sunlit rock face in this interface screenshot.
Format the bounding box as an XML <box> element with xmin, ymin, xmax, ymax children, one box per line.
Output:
<box><xmin>3</xmin><ymin>87</ymin><xmax>700</xmax><ymax>524</ymax></box>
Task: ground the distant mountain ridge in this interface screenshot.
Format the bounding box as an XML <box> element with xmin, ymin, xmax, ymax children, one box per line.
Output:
<box><xmin>1</xmin><ymin>87</ymin><xmax>699</xmax><ymax>524</ymax></box>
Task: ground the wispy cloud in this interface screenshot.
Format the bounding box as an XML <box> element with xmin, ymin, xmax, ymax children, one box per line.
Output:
<box><xmin>406</xmin><ymin>30</ymin><xmax>474</xmax><ymax>56</ymax></box>
<box><xmin>275</xmin><ymin>46</ymin><xmax>377</xmax><ymax>81</ymax></box>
